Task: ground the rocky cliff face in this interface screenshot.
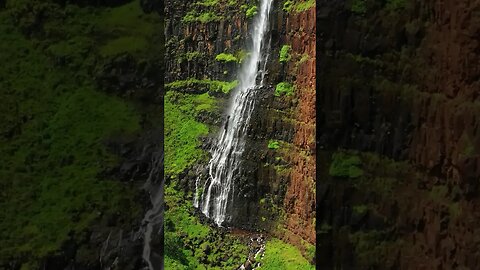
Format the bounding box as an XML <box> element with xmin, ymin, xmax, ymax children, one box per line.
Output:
<box><xmin>282</xmin><ymin>4</ymin><xmax>316</xmax><ymax>247</ymax></box>
<box><xmin>317</xmin><ymin>0</ymin><xmax>480</xmax><ymax>268</ymax></box>
<box><xmin>165</xmin><ymin>0</ymin><xmax>315</xmax><ymax>261</ymax></box>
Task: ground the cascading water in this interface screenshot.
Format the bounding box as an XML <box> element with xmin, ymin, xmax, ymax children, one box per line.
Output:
<box><xmin>194</xmin><ymin>0</ymin><xmax>273</xmax><ymax>226</ymax></box>
<box><xmin>134</xmin><ymin>151</ymin><xmax>163</xmax><ymax>270</ymax></box>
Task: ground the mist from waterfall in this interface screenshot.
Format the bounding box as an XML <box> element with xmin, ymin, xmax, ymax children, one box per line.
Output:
<box><xmin>194</xmin><ymin>0</ymin><xmax>273</xmax><ymax>226</ymax></box>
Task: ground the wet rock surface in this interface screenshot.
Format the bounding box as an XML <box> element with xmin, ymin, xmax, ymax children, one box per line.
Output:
<box><xmin>237</xmin><ymin>234</ymin><xmax>266</xmax><ymax>270</ymax></box>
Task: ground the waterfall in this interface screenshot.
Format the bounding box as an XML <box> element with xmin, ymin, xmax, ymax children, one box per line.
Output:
<box><xmin>195</xmin><ymin>0</ymin><xmax>273</xmax><ymax>226</ymax></box>
<box><xmin>134</xmin><ymin>150</ymin><xmax>164</xmax><ymax>270</ymax></box>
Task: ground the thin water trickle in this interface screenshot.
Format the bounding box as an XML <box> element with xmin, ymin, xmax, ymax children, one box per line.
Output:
<box><xmin>135</xmin><ymin>151</ymin><xmax>163</xmax><ymax>270</ymax></box>
<box><xmin>195</xmin><ymin>0</ymin><xmax>273</xmax><ymax>226</ymax></box>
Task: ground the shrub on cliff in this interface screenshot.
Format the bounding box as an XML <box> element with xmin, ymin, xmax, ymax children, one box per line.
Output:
<box><xmin>293</xmin><ymin>0</ymin><xmax>314</xmax><ymax>12</ymax></box>
<box><xmin>279</xmin><ymin>45</ymin><xmax>291</xmax><ymax>63</ymax></box>
<box><xmin>268</xmin><ymin>140</ymin><xmax>280</xmax><ymax>149</ymax></box>
<box><xmin>283</xmin><ymin>0</ymin><xmax>293</xmax><ymax>12</ymax></box>
<box><xmin>215</xmin><ymin>53</ymin><xmax>238</xmax><ymax>63</ymax></box>
<box><xmin>350</xmin><ymin>0</ymin><xmax>367</xmax><ymax>14</ymax></box>
<box><xmin>275</xmin><ymin>82</ymin><xmax>294</xmax><ymax>96</ymax></box>
<box><xmin>182</xmin><ymin>10</ymin><xmax>223</xmax><ymax>24</ymax></box>
<box><xmin>283</xmin><ymin>0</ymin><xmax>315</xmax><ymax>13</ymax></box>
<box><xmin>385</xmin><ymin>0</ymin><xmax>406</xmax><ymax>10</ymax></box>
<box><xmin>166</xmin><ymin>78</ymin><xmax>238</xmax><ymax>94</ymax></box>
<box><xmin>245</xmin><ymin>5</ymin><xmax>257</xmax><ymax>18</ymax></box>
<box><xmin>329</xmin><ymin>152</ymin><xmax>364</xmax><ymax>178</ymax></box>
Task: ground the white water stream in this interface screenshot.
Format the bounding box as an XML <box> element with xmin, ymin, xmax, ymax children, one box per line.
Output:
<box><xmin>194</xmin><ymin>0</ymin><xmax>273</xmax><ymax>226</ymax></box>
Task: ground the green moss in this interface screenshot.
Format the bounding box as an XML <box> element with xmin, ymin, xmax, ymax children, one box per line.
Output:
<box><xmin>166</xmin><ymin>78</ymin><xmax>238</xmax><ymax>94</ymax></box>
<box><xmin>245</xmin><ymin>5</ymin><xmax>258</xmax><ymax>18</ymax></box>
<box><xmin>258</xmin><ymin>239</ymin><xmax>315</xmax><ymax>270</ymax></box>
<box><xmin>297</xmin><ymin>53</ymin><xmax>310</xmax><ymax>64</ymax></box>
<box><xmin>284</xmin><ymin>0</ymin><xmax>315</xmax><ymax>13</ymax></box>
<box><xmin>275</xmin><ymin>82</ymin><xmax>294</xmax><ymax>97</ymax></box>
<box><xmin>349</xmin><ymin>152</ymin><xmax>411</xmax><ymax>197</ymax></box>
<box><xmin>305</xmin><ymin>244</ymin><xmax>316</xmax><ymax>263</ymax></box>
<box><xmin>196</xmin><ymin>0</ymin><xmax>219</xmax><ymax>7</ymax></box>
<box><xmin>283</xmin><ymin>0</ymin><xmax>294</xmax><ymax>12</ymax></box>
<box><xmin>293</xmin><ymin>0</ymin><xmax>315</xmax><ymax>12</ymax></box>
<box><xmin>46</xmin><ymin>36</ymin><xmax>94</xmax><ymax>68</ymax></box>
<box><xmin>178</xmin><ymin>51</ymin><xmax>203</xmax><ymax>63</ymax></box>
<box><xmin>215</xmin><ymin>52</ymin><xmax>238</xmax><ymax>63</ymax></box>
<box><xmin>346</xmin><ymin>53</ymin><xmax>384</xmax><ymax>67</ymax></box>
<box><xmin>99</xmin><ymin>36</ymin><xmax>148</xmax><ymax>56</ymax></box>
<box><xmin>428</xmin><ymin>185</ymin><xmax>462</xmax><ymax>219</ymax></box>
<box><xmin>182</xmin><ymin>11</ymin><xmax>223</xmax><ymax>24</ymax></box>
<box><xmin>329</xmin><ymin>151</ymin><xmax>364</xmax><ymax>178</ymax></box>
<box><xmin>386</xmin><ymin>0</ymin><xmax>406</xmax><ymax>10</ymax></box>
<box><xmin>429</xmin><ymin>185</ymin><xmax>448</xmax><ymax>202</ymax></box>
<box><xmin>165</xmin><ymin>91</ymin><xmax>216</xmax><ymax>176</ymax></box>
<box><xmin>268</xmin><ymin>140</ymin><xmax>280</xmax><ymax>149</ymax></box>
<box><xmin>353</xmin><ymin>205</ymin><xmax>369</xmax><ymax>215</ymax></box>
<box><xmin>349</xmin><ymin>230</ymin><xmax>396</xmax><ymax>266</ymax></box>
<box><xmin>350</xmin><ymin>0</ymin><xmax>367</xmax><ymax>14</ymax></box>
<box><xmin>449</xmin><ymin>202</ymin><xmax>461</xmax><ymax>218</ymax></box>
<box><xmin>279</xmin><ymin>45</ymin><xmax>292</xmax><ymax>63</ymax></box>
<box><xmin>459</xmin><ymin>132</ymin><xmax>476</xmax><ymax>158</ymax></box>
<box><xmin>318</xmin><ymin>223</ymin><xmax>332</xmax><ymax>234</ymax></box>
<box><xmin>185</xmin><ymin>52</ymin><xmax>202</xmax><ymax>61</ymax></box>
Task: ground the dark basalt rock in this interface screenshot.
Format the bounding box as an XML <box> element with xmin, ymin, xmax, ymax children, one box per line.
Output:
<box><xmin>95</xmin><ymin>53</ymin><xmax>162</xmax><ymax>103</ymax></box>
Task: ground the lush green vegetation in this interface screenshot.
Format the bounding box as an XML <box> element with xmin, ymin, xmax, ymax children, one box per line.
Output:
<box><xmin>97</xmin><ymin>2</ymin><xmax>159</xmax><ymax>56</ymax></box>
<box><xmin>0</xmin><ymin>0</ymin><xmax>163</xmax><ymax>266</ymax></box>
<box><xmin>246</xmin><ymin>5</ymin><xmax>258</xmax><ymax>18</ymax></box>
<box><xmin>350</xmin><ymin>0</ymin><xmax>367</xmax><ymax>14</ymax></box>
<box><xmin>350</xmin><ymin>0</ymin><xmax>406</xmax><ymax>15</ymax></box>
<box><xmin>215</xmin><ymin>52</ymin><xmax>238</xmax><ymax>63</ymax></box>
<box><xmin>279</xmin><ymin>45</ymin><xmax>292</xmax><ymax>63</ymax></box>
<box><xmin>353</xmin><ymin>205</ymin><xmax>369</xmax><ymax>215</ymax></box>
<box><xmin>195</xmin><ymin>0</ymin><xmax>220</xmax><ymax>7</ymax></box>
<box><xmin>283</xmin><ymin>0</ymin><xmax>315</xmax><ymax>13</ymax></box>
<box><xmin>329</xmin><ymin>151</ymin><xmax>364</xmax><ymax>178</ymax></box>
<box><xmin>268</xmin><ymin>140</ymin><xmax>281</xmax><ymax>149</ymax></box>
<box><xmin>259</xmin><ymin>239</ymin><xmax>315</xmax><ymax>269</ymax></box>
<box><xmin>166</xmin><ymin>78</ymin><xmax>239</xmax><ymax>94</ymax></box>
<box><xmin>283</xmin><ymin>0</ymin><xmax>294</xmax><ymax>12</ymax></box>
<box><xmin>178</xmin><ymin>51</ymin><xmax>203</xmax><ymax>63</ymax></box>
<box><xmin>165</xmin><ymin>185</ymin><xmax>249</xmax><ymax>269</ymax></box>
<box><xmin>275</xmin><ymin>82</ymin><xmax>295</xmax><ymax>97</ymax></box>
<box><xmin>165</xmin><ymin>91</ymin><xmax>217</xmax><ymax>176</ymax></box>
<box><xmin>293</xmin><ymin>0</ymin><xmax>315</xmax><ymax>12</ymax></box>
<box><xmin>385</xmin><ymin>0</ymin><xmax>407</xmax><ymax>10</ymax></box>
<box><xmin>183</xmin><ymin>11</ymin><xmax>223</xmax><ymax>24</ymax></box>
<box><xmin>298</xmin><ymin>53</ymin><xmax>310</xmax><ymax>64</ymax></box>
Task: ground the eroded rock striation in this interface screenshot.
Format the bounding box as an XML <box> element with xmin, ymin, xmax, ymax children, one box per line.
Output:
<box><xmin>317</xmin><ymin>0</ymin><xmax>480</xmax><ymax>268</ymax></box>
